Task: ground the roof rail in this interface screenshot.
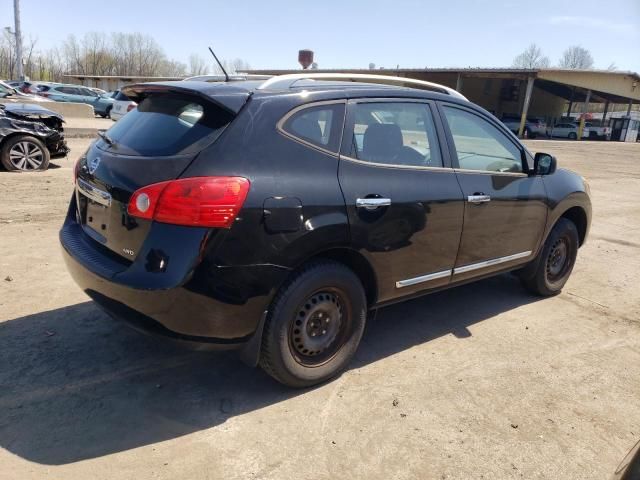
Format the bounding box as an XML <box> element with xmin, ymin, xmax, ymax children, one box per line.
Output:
<box><xmin>257</xmin><ymin>73</ymin><xmax>467</xmax><ymax>100</ymax></box>
<box><xmin>183</xmin><ymin>74</ymin><xmax>272</xmax><ymax>83</ymax></box>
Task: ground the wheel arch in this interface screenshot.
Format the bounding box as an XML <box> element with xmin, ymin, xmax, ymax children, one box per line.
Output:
<box><xmin>294</xmin><ymin>247</ymin><xmax>378</xmax><ymax>307</ymax></box>
<box><xmin>0</xmin><ymin>131</ymin><xmax>35</xmax><ymax>150</ymax></box>
<box><xmin>559</xmin><ymin>206</ymin><xmax>588</xmax><ymax>246</ymax></box>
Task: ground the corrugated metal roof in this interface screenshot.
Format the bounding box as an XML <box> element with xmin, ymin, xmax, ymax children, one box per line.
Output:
<box><xmin>247</xmin><ymin>67</ymin><xmax>640</xmax><ymax>80</ymax></box>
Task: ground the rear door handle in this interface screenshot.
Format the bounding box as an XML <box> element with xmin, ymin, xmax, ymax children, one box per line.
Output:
<box><xmin>467</xmin><ymin>194</ymin><xmax>491</xmax><ymax>204</ymax></box>
<box><xmin>356</xmin><ymin>198</ymin><xmax>391</xmax><ymax>210</ymax></box>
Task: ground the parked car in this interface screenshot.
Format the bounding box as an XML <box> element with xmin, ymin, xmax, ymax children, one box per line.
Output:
<box><xmin>110</xmin><ymin>90</ymin><xmax>137</xmax><ymax>121</ymax></box>
<box><xmin>0</xmin><ymin>102</ymin><xmax>69</xmax><ymax>171</ymax></box>
<box><xmin>89</xmin><ymin>87</ymin><xmax>108</xmax><ymax>96</ymax></box>
<box><xmin>584</xmin><ymin>122</ymin><xmax>611</xmax><ymax>140</ymax></box>
<box><xmin>501</xmin><ymin>115</ymin><xmax>546</xmax><ymax>138</ymax></box>
<box><xmin>547</xmin><ymin>122</ymin><xmax>590</xmax><ymax>140</ymax></box>
<box><xmin>0</xmin><ymin>80</ymin><xmax>53</xmax><ymax>102</ymax></box>
<box><xmin>60</xmin><ymin>74</ymin><xmax>591</xmax><ymax>387</ymax></box>
<box><xmin>44</xmin><ymin>84</ymin><xmax>115</xmax><ymax>117</ymax></box>
<box><xmin>15</xmin><ymin>81</ymin><xmax>60</xmax><ymax>95</ymax></box>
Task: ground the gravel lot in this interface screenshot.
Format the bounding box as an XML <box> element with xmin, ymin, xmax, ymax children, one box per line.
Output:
<box><xmin>1</xmin><ymin>138</ymin><xmax>639</xmax><ymax>480</ymax></box>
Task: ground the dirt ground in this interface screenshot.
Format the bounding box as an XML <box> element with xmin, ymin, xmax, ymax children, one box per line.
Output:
<box><xmin>1</xmin><ymin>138</ymin><xmax>639</xmax><ymax>480</ymax></box>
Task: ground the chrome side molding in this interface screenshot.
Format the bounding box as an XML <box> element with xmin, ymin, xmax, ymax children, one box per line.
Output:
<box><xmin>453</xmin><ymin>251</ymin><xmax>532</xmax><ymax>275</ymax></box>
<box><xmin>396</xmin><ymin>251</ymin><xmax>532</xmax><ymax>289</ymax></box>
<box><xmin>396</xmin><ymin>269</ymin><xmax>452</xmax><ymax>288</ymax></box>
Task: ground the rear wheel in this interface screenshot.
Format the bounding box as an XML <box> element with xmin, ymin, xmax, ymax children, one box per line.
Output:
<box><xmin>568</xmin><ymin>132</ymin><xmax>577</xmax><ymax>140</ymax></box>
<box><xmin>1</xmin><ymin>135</ymin><xmax>50</xmax><ymax>171</ymax></box>
<box><xmin>520</xmin><ymin>218</ymin><xmax>579</xmax><ymax>296</ymax></box>
<box><xmin>259</xmin><ymin>260</ymin><xmax>367</xmax><ymax>388</ymax></box>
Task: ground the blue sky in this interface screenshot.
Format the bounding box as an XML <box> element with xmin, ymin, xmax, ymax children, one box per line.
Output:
<box><xmin>2</xmin><ymin>0</ymin><xmax>639</xmax><ymax>72</ymax></box>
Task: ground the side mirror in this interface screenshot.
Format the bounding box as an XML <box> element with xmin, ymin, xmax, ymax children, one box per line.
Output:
<box><xmin>533</xmin><ymin>152</ymin><xmax>557</xmax><ymax>175</ymax></box>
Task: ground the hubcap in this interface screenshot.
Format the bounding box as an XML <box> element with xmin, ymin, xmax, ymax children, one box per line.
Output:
<box><xmin>546</xmin><ymin>238</ymin><xmax>569</xmax><ymax>282</ymax></box>
<box><xmin>289</xmin><ymin>291</ymin><xmax>346</xmax><ymax>365</ymax></box>
<box><xmin>9</xmin><ymin>141</ymin><xmax>44</xmax><ymax>170</ymax></box>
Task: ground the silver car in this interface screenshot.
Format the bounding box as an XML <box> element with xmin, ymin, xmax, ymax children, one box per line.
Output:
<box><xmin>547</xmin><ymin>122</ymin><xmax>590</xmax><ymax>140</ymax></box>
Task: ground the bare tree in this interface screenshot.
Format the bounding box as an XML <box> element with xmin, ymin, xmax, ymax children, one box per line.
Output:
<box><xmin>512</xmin><ymin>44</ymin><xmax>550</xmax><ymax>69</ymax></box>
<box><xmin>559</xmin><ymin>46</ymin><xmax>594</xmax><ymax>69</ymax></box>
<box><xmin>188</xmin><ymin>54</ymin><xmax>208</xmax><ymax>75</ymax></box>
<box><xmin>216</xmin><ymin>58</ymin><xmax>251</xmax><ymax>75</ymax></box>
<box><xmin>0</xmin><ymin>31</ymin><xmax>241</xmax><ymax>82</ymax></box>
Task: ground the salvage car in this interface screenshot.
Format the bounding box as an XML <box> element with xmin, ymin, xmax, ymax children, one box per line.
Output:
<box><xmin>0</xmin><ymin>103</ymin><xmax>69</xmax><ymax>171</ymax></box>
<box><xmin>0</xmin><ymin>80</ymin><xmax>53</xmax><ymax>102</ymax></box>
<box><xmin>60</xmin><ymin>74</ymin><xmax>591</xmax><ymax>387</ymax></box>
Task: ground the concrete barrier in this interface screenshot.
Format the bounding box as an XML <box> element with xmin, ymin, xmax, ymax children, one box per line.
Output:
<box><xmin>0</xmin><ymin>99</ymin><xmax>95</xmax><ymax>118</ymax></box>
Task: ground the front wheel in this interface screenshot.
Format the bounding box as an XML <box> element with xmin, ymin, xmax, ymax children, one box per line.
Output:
<box><xmin>1</xmin><ymin>135</ymin><xmax>50</xmax><ymax>171</ymax></box>
<box><xmin>259</xmin><ymin>260</ymin><xmax>367</xmax><ymax>388</ymax></box>
<box><xmin>568</xmin><ymin>132</ymin><xmax>577</xmax><ymax>140</ymax></box>
<box><xmin>519</xmin><ymin>218</ymin><xmax>579</xmax><ymax>296</ymax></box>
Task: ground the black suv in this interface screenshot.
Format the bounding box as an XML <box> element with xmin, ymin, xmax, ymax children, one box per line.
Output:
<box><xmin>60</xmin><ymin>74</ymin><xmax>591</xmax><ymax>387</ymax></box>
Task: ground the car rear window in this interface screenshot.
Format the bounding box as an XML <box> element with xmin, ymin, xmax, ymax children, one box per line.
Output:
<box><xmin>114</xmin><ymin>91</ymin><xmax>130</xmax><ymax>101</ymax></box>
<box><xmin>100</xmin><ymin>94</ymin><xmax>234</xmax><ymax>156</ymax></box>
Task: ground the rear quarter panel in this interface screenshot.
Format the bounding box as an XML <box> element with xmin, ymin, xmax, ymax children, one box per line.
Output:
<box><xmin>183</xmin><ymin>93</ymin><xmax>351</xmax><ymax>270</ymax></box>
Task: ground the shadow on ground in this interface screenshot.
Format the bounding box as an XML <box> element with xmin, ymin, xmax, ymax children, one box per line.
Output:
<box><xmin>0</xmin><ymin>274</ymin><xmax>540</xmax><ymax>465</ymax></box>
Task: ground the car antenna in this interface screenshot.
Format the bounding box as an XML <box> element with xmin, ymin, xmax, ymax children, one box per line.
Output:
<box><xmin>208</xmin><ymin>46</ymin><xmax>229</xmax><ymax>82</ymax></box>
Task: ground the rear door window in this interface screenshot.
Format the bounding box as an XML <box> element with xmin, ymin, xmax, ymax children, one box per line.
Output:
<box><xmin>100</xmin><ymin>94</ymin><xmax>233</xmax><ymax>156</ymax></box>
<box><xmin>348</xmin><ymin>102</ymin><xmax>443</xmax><ymax>168</ymax></box>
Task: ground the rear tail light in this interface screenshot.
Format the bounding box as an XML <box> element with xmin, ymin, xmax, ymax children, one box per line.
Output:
<box><xmin>126</xmin><ymin>103</ymin><xmax>137</xmax><ymax>112</ymax></box>
<box><xmin>127</xmin><ymin>177</ymin><xmax>250</xmax><ymax>228</ymax></box>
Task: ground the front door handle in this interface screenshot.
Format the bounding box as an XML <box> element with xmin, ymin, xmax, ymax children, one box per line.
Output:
<box><xmin>467</xmin><ymin>194</ymin><xmax>491</xmax><ymax>204</ymax></box>
<box><xmin>356</xmin><ymin>197</ymin><xmax>391</xmax><ymax>210</ymax></box>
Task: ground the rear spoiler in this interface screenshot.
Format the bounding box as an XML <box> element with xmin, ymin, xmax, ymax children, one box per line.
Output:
<box><xmin>121</xmin><ymin>81</ymin><xmax>251</xmax><ymax>115</ymax></box>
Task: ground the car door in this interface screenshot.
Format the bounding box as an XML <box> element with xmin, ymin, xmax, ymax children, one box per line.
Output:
<box><xmin>50</xmin><ymin>86</ymin><xmax>72</xmax><ymax>102</ymax></box>
<box><xmin>437</xmin><ymin>102</ymin><xmax>548</xmax><ymax>282</ymax></box>
<box><xmin>338</xmin><ymin>99</ymin><xmax>465</xmax><ymax>303</ymax></box>
<box><xmin>81</xmin><ymin>88</ymin><xmax>105</xmax><ymax>113</ymax></box>
<box><xmin>557</xmin><ymin>123</ymin><xmax>571</xmax><ymax>138</ymax></box>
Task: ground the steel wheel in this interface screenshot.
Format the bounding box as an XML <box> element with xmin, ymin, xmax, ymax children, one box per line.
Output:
<box><xmin>520</xmin><ymin>218</ymin><xmax>579</xmax><ymax>296</ymax></box>
<box><xmin>288</xmin><ymin>289</ymin><xmax>351</xmax><ymax>367</ymax></box>
<box><xmin>545</xmin><ymin>237</ymin><xmax>572</xmax><ymax>283</ymax></box>
<box><xmin>8</xmin><ymin>140</ymin><xmax>45</xmax><ymax>171</ymax></box>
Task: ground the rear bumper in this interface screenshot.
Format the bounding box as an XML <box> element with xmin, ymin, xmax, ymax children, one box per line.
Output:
<box><xmin>60</xmin><ymin>211</ymin><xmax>289</xmax><ymax>347</ymax></box>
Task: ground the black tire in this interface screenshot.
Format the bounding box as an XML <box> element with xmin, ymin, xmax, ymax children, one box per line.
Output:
<box><xmin>519</xmin><ymin>218</ymin><xmax>579</xmax><ymax>296</ymax></box>
<box><xmin>0</xmin><ymin>135</ymin><xmax>50</xmax><ymax>172</ymax></box>
<box><xmin>105</xmin><ymin>106</ymin><xmax>112</xmax><ymax>119</ymax></box>
<box><xmin>568</xmin><ymin>132</ymin><xmax>577</xmax><ymax>140</ymax></box>
<box><xmin>259</xmin><ymin>260</ymin><xmax>367</xmax><ymax>388</ymax></box>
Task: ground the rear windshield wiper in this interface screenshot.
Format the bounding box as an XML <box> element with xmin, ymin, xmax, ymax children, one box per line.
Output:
<box><xmin>97</xmin><ymin>130</ymin><xmax>116</xmax><ymax>147</ymax></box>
